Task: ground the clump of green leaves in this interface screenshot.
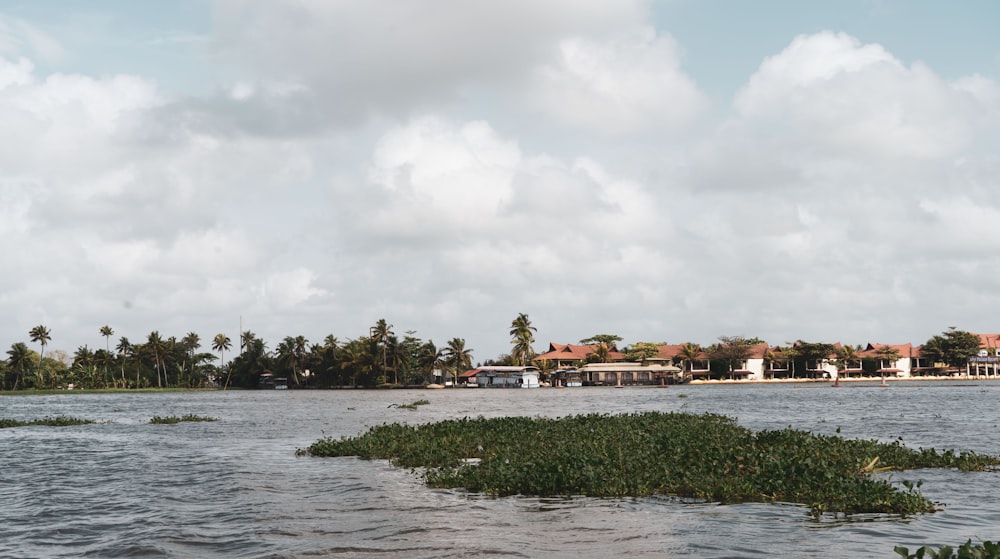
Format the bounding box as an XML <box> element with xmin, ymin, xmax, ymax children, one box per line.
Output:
<box><xmin>896</xmin><ymin>540</ymin><xmax>1000</xmax><ymax>558</ymax></box>
<box><xmin>150</xmin><ymin>414</ymin><xmax>217</xmax><ymax>424</ymax></box>
<box><xmin>302</xmin><ymin>412</ymin><xmax>999</xmax><ymax>516</ymax></box>
<box><xmin>392</xmin><ymin>399</ymin><xmax>431</xmax><ymax>410</ymax></box>
<box><xmin>0</xmin><ymin>416</ymin><xmax>95</xmax><ymax>428</ymax></box>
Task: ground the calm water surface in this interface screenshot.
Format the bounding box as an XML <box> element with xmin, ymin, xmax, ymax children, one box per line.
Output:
<box><xmin>2</xmin><ymin>382</ymin><xmax>999</xmax><ymax>558</ymax></box>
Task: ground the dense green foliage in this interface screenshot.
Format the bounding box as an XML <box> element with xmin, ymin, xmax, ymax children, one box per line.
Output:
<box><xmin>0</xmin><ymin>416</ymin><xmax>95</xmax><ymax>428</ymax></box>
<box><xmin>149</xmin><ymin>414</ymin><xmax>217</xmax><ymax>424</ymax></box>
<box><xmin>303</xmin><ymin>412</ymin><xmax>999</xmax><ymax>515</ymax></box>
<box><xmin>896</xmin><ymin>540</ymin><xmax>1000</xmax><ymax>559</ymax></box>
<box><xmin>922</xmin><ymin>328</ymin><xmax>983</xmax><ymax>369</ymax></box>
<box><xmin>1</xmin><ymin>317</ymin><xmax>480</xmax><ymax>390</ymax></box>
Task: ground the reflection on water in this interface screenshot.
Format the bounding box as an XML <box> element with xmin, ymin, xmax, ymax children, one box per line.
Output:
<box><xmin>2</xmin><ymin>382</ymin><xmax>999</xmax><ymax>558</ymax></box>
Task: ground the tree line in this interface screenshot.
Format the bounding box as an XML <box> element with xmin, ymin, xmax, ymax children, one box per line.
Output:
<box><xmin>0</xmin><ymin>315</ymin><xmax>985</xmax><ymax>390</ymax></box>
<box><xmin>1</xmin><ymin>318</ymin><xmax>480</xmax><ymax>390</ymax></box>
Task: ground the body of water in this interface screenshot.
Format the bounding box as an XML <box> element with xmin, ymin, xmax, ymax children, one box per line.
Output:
<box><xmin>2</xmin><ymin>381</ymin><xmax>999</xmax><ymax>558</ymax></box>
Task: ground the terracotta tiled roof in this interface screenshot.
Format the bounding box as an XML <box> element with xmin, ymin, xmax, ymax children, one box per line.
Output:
<box><xmin>977</xmin><ymin>334</ymin><xmax>1000</xmax><ymax>348</ymax></box>
<box><xmin>534</xmin><ymin>342</ymin><xmax>625</xmax><ymax>363</ymax></box>
<box><xmin>655</xmin><ymin>343</ymin><xmax>706</xmax><ymax>360</ymax></box>
<box><xmin>859</xmin><ymin>343</ymin><xmax>913</xmax><ymax>358</ymax></box>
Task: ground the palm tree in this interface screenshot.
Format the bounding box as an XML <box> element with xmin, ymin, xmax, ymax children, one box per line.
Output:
<box><xmin>444</xmin><ymin>337</ymin><xmax>473</xmax><ymax>386</ymax></box>
<box><xmin>29</xmin><ymin>325</ymin><xmax>51</xmax><ymax>386</ymax></box>
<box><xmin>370</xmin><ymin>319</ymin><xmax>395</xmax><ymax>384</ymax></box>
<box><xmin>678</xmin><ymin>343</ymin><xmax>702</xmax><ymax>374</ymax></box>
<box><xmin>340</xmin><ymin>338</ymin><xmax>375</xmax><ymax>387</ymax></box>
<box><xmin>6</xmin><ymin>342</ymin><xmax>32</xmax><ymax>390</ymax></box>
<box><xmin>99</xmin><ymin>325</ymin><xmax>114</xmax><ymax>352</ymax></box>
<box><xmin>212</xmin><ymin>334</ymin><xmax>232</xmax><ymax>389</ymax></box>
<box><xmin>240</xmin><ymin>330</ymin><xmax>257</xmax><ymax>353</ymax></box>
<box><xmin>146</xmin><ymin>331</ymin><xmax>167</xmax><ymax>388</ymax></box>
<box><xmin>277</xmin><ymin>335</ymin><xmax>308</xmax><ymax>385</ymax></box>
<box><xmin>509</xmin><ymin>313</ymin><xmax>537</xmax><ymax>366</ymax></box>
<box><xmin>588</xmin><ymin>342</ymin><xmax>611</xmax><ymax>363</ymax></box>
<box><xmin>73</xmin><ymin>345</ymin><xmax>96</xmax><ymax>387</ymax></box>
<box><xmin>116</xmin><ymin>337</ymin><xmax>133</xmax><ymax>388</ymax></box>
<box><xmin>179</xmin><ymin>332</ymin><xmax>200</xmax><ymax>385</ymax></box>
<box><xmin>418</xmin><ymin>340</ymin><xmax>443</xmax><ymax>384</ymax></box>
<box><xmin>99</xmin><ymin>325</ymin><xmax>114</xmax><ymax>384</ymax></box>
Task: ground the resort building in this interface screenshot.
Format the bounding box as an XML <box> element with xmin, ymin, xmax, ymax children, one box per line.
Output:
<box><xmin>529</xmin><ymin>332</ymin><xmax>1000</xmax><ymax>383</ymax></box>
<box><xmin>576</xmin><ymin>362</ymin><xmax>683</xmax><ymax>386</ymax></box>
<box><xmin>534</xmin><ymin>342</ymin><xmax>626</xmax><ymax>368</ymax></box>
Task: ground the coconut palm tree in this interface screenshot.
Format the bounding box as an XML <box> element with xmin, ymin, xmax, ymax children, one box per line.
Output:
<box><xmin>340</xmin><ymin>338</ymin><xmax>376</xmax><ymax>387</ymax></box>
<box><xmin>418</xmin><ymin>340</ymin><xmax>443</xmax><ymax>384</ymax></box>
<box><xmin>444</xmin><ymin>338</ymin><xmax>473</xmax><ymax>386</ymax></box>
<box><xmin>73</xmin><ymin>345</ymin><xmax>96</xmax><ymax>387</ymax></box>
<box><xmin>509</xmin><ymin>313</ymin><xmax>537</xmax><ymax>366</ymax></box>
<box><xmin>276</xmin><ymin>335</ymin><xmax>308</xmax><ymax>385</ymax></box>
<box><xmin>588</xmin><ymin>342</ymin><xmax>611</xmax><ymax>363</ymax></box>
<box><xmin>98</xmin><ymin>325</ymin><xmax>114</xmax><ymax>383</ymax></box>
<box><xmin>116</xmin><ymin>337</ymin><xmax>133</xmax><ymax>388</ymax></box>
<box><xmin>212</xmin><ymin>334</ymin><xmax>232</xmax><ymax>389</ymax></box>
<box><xmin>370</xmin><ymin>319</ymin><xmax>395</xmax><ymax>383</ymax></box>
<box><xmin>6</xmin><ymin>342</ymin><xmax>32</xmax><ymax>390</ymax></box>
<box><xmin>29</xmin><ymin>325</ymin><xmax>51</xmax><ymax>386</ymax></box>
<box><xmin>146</xmin><ymin>331</ymin><xmax>167</xmax><ymax>388</ymax></box>
<box><xmin>678</xmin><ymin>343</ymin><xmax>702</xmax><ymax>374</ymax></box>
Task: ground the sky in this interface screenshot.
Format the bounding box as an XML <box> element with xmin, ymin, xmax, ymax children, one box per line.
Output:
<box><xmin>2</xmin><ymin>0</ymin><xmax>999</xmax><ymax>363</ymax></box>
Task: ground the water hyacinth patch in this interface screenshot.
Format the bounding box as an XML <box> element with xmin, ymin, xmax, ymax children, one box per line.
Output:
<box><xmin>149</xmin><ymin>414</ymin><xmax>217</xmax><ymax>424</ymax></box>
<box><xmin>301</xmin><ymin>412</ymin><xmax>999</xmax><ymax>516</ymax></box>
<box><xmin>895</xmin><ymin>539</ymin><xmax>1000</xmax><ymax>559</ymax></box>
<box><xmin>0</xmin><ymin>417</ymin><xmax>95</xmax><ymax>428</ymax></box>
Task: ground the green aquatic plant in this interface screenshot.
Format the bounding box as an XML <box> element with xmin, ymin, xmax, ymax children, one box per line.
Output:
<box><xmin>0</xmin><ymin>417</ymin><xmax>95</xmax><ymax>428</ymax></box>
<box><xmin>895</xmin><ymin>540</ymin><xmax>1000</xmax><ymax>559</ymax></box>
<box><xmin>391</xmin><ymin>399</ymin><xmax>431</xmax><ymax>410</ymax></box>
<box><xmin>301</xmin><ymin>412</ymin><xmax>1000</xmax><ymax>516</ymax></box>
<box><xmin>149</xmin><ymin>414</ymin><xmax>217</xmax><ymax>424</ymax></box>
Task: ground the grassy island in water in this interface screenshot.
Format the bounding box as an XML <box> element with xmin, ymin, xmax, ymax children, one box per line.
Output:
<box><xmin>302</xmin><ymin>411</ymin><xmax>999</xmax><ymax>516</ymax></box>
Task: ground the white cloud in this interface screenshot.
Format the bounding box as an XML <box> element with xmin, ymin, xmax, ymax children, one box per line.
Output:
<box><xmin>733</xmin><ymin>31</ymin><xmax>987</xmax><ymax>160</ymax></box>
<box><xmin>211</xmin><ymin>0</ymin><xmax>648</xmax><ymax>127</ymax></box>
<box><xmin>3</xmin><ymin>8</ymin><xmax>1000</xmax><ymax>363</ymax></box>
<box><xmin>529</xmin><ymin>27</ymin><xmax>709</xmax><ymax>134</ymax></box>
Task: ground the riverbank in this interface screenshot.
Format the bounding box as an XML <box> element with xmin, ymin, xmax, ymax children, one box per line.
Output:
<box><xmin>690</xmin><ymin>374</ymin><xmax>1000</xmax><ymax>385</ymax></box>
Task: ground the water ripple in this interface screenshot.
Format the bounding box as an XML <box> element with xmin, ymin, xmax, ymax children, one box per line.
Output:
<box><xmin>3</xmin><ymin>383</ymin><xmax>1000</xmax><ymax>558</ymax></box>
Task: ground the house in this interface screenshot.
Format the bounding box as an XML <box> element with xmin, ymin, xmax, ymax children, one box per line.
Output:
<box><xmin>655</xmin><ymin>344</ymin><xmax>711</xmax><ymax>378</ymax></box>
<box><xmin>534</xmin><ymin>342</ymin><xmax>626</xmax><ymax>368</ymax></box>
<box><xmin>576</xmin><ymin>362</ymin><xmax>683</xmax><ymax>386</ymax></box>
<box><xmin>859</xmin><ymin>343</ymin><xmax>913</xmax><ymax>378</ymax></box>
<box><xmin>653</xmin><ymin>342</ymin><xmax>769</xmax><ymax>380</ymax></box>
<box><xmin>727</xmin><ymin>342</ymin><xmax>769</xmax><ymax>380</ymax></box>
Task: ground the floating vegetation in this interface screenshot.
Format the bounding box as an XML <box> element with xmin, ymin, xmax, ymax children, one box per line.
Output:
<box><xmin>0</xmin><ymin>417</ymin><xmax>95</xmax><ymax>428</ymax></box>
<box><xmin>895</xmin><ymin>539</ymin><xmax>1000</xmax><ymax>558</ymax></box>
<box><xmin>301</xmin><ymin>412</ymin><xmax>1000</xmax><ymax>516</ymax></box>
<box><xmin>391</xmin><ymin>399</ymin><xmax>431</xmax><ymax>410</ymax></box>
<box><xmin>149</xmin><ymin>414</ymin><xmax>217</xmax><ymax>424</ymax></box>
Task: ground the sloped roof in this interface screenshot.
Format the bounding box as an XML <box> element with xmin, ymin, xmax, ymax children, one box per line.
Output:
<box><xmin>534</xmin><ymin>342</ymin><xmax>625</xmax><ymax>363</ymax></box>
<box><xmin>977</xmin><ymin>333</ymin><xmax>1000</xmax><ymax>348</ymax></box>
<box><xmin>656</xmin><ymin>344</ymin><xmax>706</xmax><ymax>360</ymax></box>
<box><xmin>656</xmin><ymin>342</ymin><xmax>769</xmax><ymax>360</ymax></box>
<box><xmin>859</xmin><ymin>343</ymin><xmax>913</xmax><ymax>358</ymax></box>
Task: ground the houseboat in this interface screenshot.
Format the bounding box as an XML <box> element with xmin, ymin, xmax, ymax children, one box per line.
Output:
<box><xmin>470</xmin><ymin>366</ymin><xmax>541</xmax><ymax>388</ymax></box>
